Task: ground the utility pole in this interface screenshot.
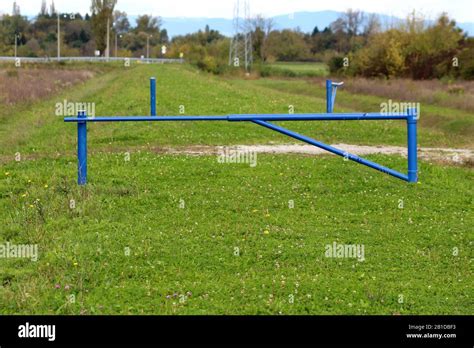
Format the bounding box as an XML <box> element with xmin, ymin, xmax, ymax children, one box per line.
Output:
<box><xmin>115</xmin><ymin>34</ymin><xmax>123</xmax><ymax>58</ymax></box>
<box><xmin>14</xmin><ymin>34</ymin><xmax>19</xmax><ymax>58</ymax></box>
<box><xmin>106</xmin><ymin>17</ymin><xmax>110</xmax><ymax>61</ymax></box>
<box><xmin>57</xmin><ymin>12</ymin><xmax>60</xmax><ymax>61</ymax></box>
<box><xmin>147</xmin><ymin>35</ymin><xmax>151</xmax><ymax>60</ymax></box>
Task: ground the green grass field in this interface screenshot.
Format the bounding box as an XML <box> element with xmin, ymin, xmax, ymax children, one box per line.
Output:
<box><xmin>0</xmin><ymin>63</ymin><xmax>472</xmax><ymax>314</ymax></box>
<box><xmin>263</xmin><ymin>62</ymin><xmax>329</xmax><ymax>78</ymax></box>
<box><xmin>269</xmin><ymin>62</ymin><xmax>329</xmax><ymax>72</ymax></box>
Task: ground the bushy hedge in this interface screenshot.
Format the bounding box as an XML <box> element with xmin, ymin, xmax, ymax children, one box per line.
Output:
<box><xmin>331</xmin><ymin>15</ymin><xmax>473</xmax><ymax>80</ymax></box>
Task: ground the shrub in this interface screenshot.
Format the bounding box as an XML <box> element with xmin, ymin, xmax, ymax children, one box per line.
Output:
<box><xmin>328</xmin><ymin>56</ymin><xmax>345</xmax><ymax>74</ymax></box>
<box><xmin>196</xmin><ymin>55</ymin><xmax>217</xmax><ymax>73</ymax></box>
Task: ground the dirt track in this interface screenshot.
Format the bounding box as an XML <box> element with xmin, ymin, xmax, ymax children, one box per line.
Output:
<box><xmin>161</xmin><ymin>144</ymin><xmax>474</xmax><ymax>165</ymax></box>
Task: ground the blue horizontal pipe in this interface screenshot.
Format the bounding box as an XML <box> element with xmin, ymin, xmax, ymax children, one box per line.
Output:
<box><xmin>252</xmin><ymin>120</ymin><xmax>409</xmax><ymax>182</ymax></box>
<box><xmin>64</xmin><ymin>116</ymin><xmax>229</xmax><ymax>122</ymax></box>
<box><xmin>64</xmin><ymin>113</ymin><xmax>409</xmax><ymax>123</ymax></box>
<box><xmin>229</xmin><ymin>114</ymin><xmax>407</xmax><ymax>121</ymax></box>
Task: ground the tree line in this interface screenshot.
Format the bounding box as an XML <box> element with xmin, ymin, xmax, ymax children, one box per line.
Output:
<box><xmin>172</xmin><ymin>9</ymin><xmax>473</xmax><ymax>80</ymax></box>
<box><xmin>0</xmin><ymin>0</ymin><xmax>168</xmax><ymax>58</ymax></box>
<box><xmin>0</xmin><ymin>1</ymin><xmax>472</xmax><ymax>79</ymax></box>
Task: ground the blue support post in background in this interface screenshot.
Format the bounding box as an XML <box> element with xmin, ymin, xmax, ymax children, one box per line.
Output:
<box><xmin>150</xmin><ymin>77</ymin><xmax>156</xmax><ymax>116</ymax></box>
<box><xmin>326</xmin><ymin>80</ymin><xmax>332</xmax><ymax>113</ymax></box>
<box><xmin>326</xmin><ymin>80</ymin><xmax>344</xmax><ymax>113</ymax></box>
<box><xmin>77</xmin><ymin>110</ymin><xmax>87</xmax><ymax>185</ymax></box>
<box><xmin>407</xmin><ymin>108</ymin><xmax>418</xmax><ymax>183</ymax></box>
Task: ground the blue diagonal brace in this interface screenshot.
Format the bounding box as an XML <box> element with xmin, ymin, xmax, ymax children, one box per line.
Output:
<box><xmin>252</xmin><ymin>120</ymin><xmax>410</xmax><ymax>182</ymax></box>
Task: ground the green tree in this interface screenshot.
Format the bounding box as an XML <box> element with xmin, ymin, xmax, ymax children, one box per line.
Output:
<box><xmin>456</xmin><ymin>38</ymin><xmax>474</xmax><ymax>79</ymax></box>
<box><xmin>404</xmin><ymin>13</ymin><xmax>464</xmax><ymax>79</ymax></box>
<box><xmin>113</xmin><ymin>10</ymin><xmax>130</xmax><ymax>34</ymax></box>
<box><xmin>90</xmin><ymin>0</ymin><xmax>117</xmax><ymax>55</ymax></box>
<box><xmin>0</xmin><ymin>14</ymin><xmax>29</xmax><ymax>55</ymax></box>
<box><xmin>266</xmin><ymin>30</ymin><xmax>310</xmax><ymax>61</ymax></box>
<box><xmin>349</xmin><ymin>30</ymin><xmax>406</xmax><ymax>78</ymax></box>
<box><xmin>134</xmin><ymin>15</ymin><xmax>161</xmax><ymax>35</ymax></box>
<box><xmin>249</xmin><ymin>15</ymin><xmax>274</xmax><ymax>62</ymax></box>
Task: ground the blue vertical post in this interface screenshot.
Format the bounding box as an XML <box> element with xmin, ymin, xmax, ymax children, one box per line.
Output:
<box><xmin>150</xmin><ymin>77</ymin><xmax>156</xmax><ymax>116</ymax></box>
<box><xmin>407</xmin><ymin>108</ymin><xmax>418</xmax><ymax>183</ymax></box>
<box><xmin>77</xmin><ymin>111</ymin><xmax>87</xmax><ymax>185</ymax></box>
<box><xmin>326</xmin><ymin>80</ymin><xmax>332</xmax><ymax>113</ymax></box>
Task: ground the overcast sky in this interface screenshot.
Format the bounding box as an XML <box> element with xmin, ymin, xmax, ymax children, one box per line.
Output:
<box><xmin>2</xmin><ymin>0</ymin><xmax>473</xmax><ymax>22</ymax></box>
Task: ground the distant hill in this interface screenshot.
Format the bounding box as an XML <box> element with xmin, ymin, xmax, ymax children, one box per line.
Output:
<box><xmin>270</xmin><ymin>11</ymin><xmax>474</xmax><ymax>37</ymax></box>
<box><xmin>155</xmin><ymin>10</ymin><xmax>343</xmax><ymax>37</ymax></box>
<box><xmin>155</xmin><ymin>11</ymin><xmax>474</xmax><ymax>38</ymax></box>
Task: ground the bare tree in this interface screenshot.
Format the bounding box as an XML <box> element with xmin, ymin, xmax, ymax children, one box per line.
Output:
<box><xmin>363</xmin><ymin>13</ymin><xmax>381</xmax><ymax>37</ymax></box>
<box><xmin>12</xmin><ymin>1</ymin><xmax>21</xmax><ymax>16</ymax></box>
<box><xmin>248</xmin><ymin>14</ymin><xmax>274</xmax><ymax>62</ymax></box>
<box><xmin>330</xmin><ymin>17</ymin><xmax>346</xmax><ymax>34</ymax></box>
<box><xmin>50</xmin><ymin>0</ymin><xmax>56</xmax><ymax>16</ymax></box>
<box><xmin>40</xmin><ymin>0</ymin><xmax>47</xmax><ymax>16</ymax></box>
<box><xmin>343</xmin><ymin>9</ymin><xmax>364</xmax><ymax>36</ymax></box>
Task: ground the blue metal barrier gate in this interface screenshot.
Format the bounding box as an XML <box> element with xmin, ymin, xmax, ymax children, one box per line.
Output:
<box><xmin>64</xmin><ymin>78</ymin><xmax>418</xmax><ymax>185</ymax></box>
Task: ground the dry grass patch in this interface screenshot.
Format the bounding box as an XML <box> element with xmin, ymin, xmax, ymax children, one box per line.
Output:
<box><xmin>0</xmin><ymin>67</ymin><xmax>95</xmax><ymax>105</ymax></box>
<box><xmin>333</xmin><ymin>77</ymin><xmax>474</xmax><ymax>113</ymax></box>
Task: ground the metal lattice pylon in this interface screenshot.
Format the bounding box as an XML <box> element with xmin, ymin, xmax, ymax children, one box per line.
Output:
<box><xmin>228</xmin><ymin>0</ymin><xmax>252</xmax><ymax>72</ymax></box>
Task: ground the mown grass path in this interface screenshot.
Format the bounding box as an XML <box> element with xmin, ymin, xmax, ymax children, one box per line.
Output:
<box><xmin>0</xmin><ymin>64</ymin><xmax>472</xmax><ymax>315</ymax></box>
